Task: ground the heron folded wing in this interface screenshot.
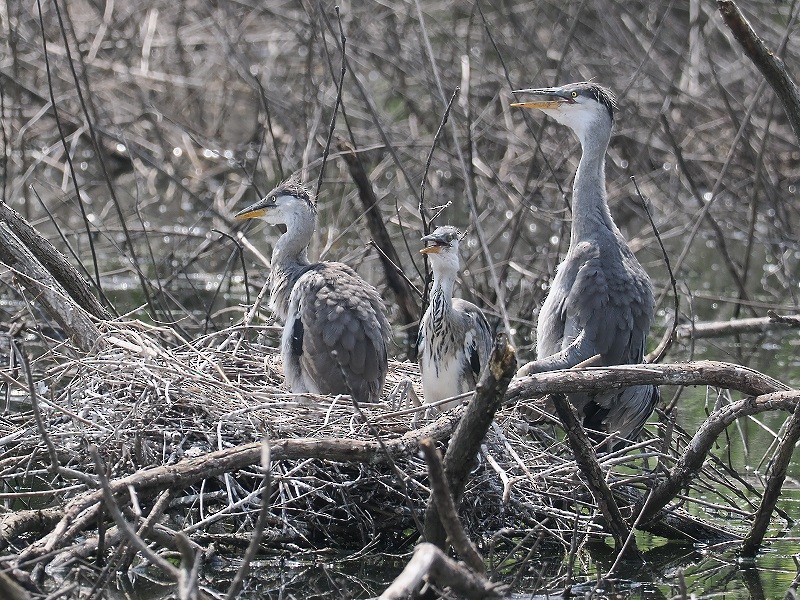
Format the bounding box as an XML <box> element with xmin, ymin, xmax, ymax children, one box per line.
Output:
<box><xmin>293</xmin><ymin>263</ymin><xmax>389</xmax><ymax>403</ymax></box>
<box><xmin>536</xmin><ymin>240</ymin><xmax>598</xmax><ymax>360</ymax></box>
<box><xmin>451</xmin><ymin>299</ymin><xmax>489</xmax><ymax>379</ymax></box>
<box><xmin>563</xmin><ymin>243</ymin><xmax>654</xmax><ymax>367</ymax></box>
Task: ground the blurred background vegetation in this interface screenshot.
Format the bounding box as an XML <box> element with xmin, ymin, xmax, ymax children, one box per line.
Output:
<box><xmin>2</xmin><ymin>0</ymin><xmax>798</xmax><ymax>365</ymax></box>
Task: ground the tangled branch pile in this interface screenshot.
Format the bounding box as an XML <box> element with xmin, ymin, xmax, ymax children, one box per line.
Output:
<box><xmin>0</xmin><ymin>319</ymin><xmax>797</xmax><ymax>597</ymax></box>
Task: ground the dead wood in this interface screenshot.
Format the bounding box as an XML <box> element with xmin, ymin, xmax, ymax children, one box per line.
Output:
<box><xmin>718</xmin><ymin>0</ymin><xmax>800</xmax><ymax>143</ymax></box>
<box><xmin>0</xmin><ymin>222</ymin><xmax>101</xmax><ymax>351</ymax></box>
<box><xmin>0</xmin><ymin>508</ymin><xmax>61</xmax><ymax>551</ymax></box>
<box><xmin>14</xmin><ymin>409</ymin><xmax>462</xmax><ymax>563</ymax></box>
<box><xmin>611</xmin><ymin>486</ymin><xmax>736</xmax><ymax>543</ymax></box>
<box><xmin>550</xmin><ymin>393</ymin><xmax>639</xmax><ymax>557</ymax></box>
<box><xmin>509</xmin><ymin>363</ymin><xmax>798</xmax><ymax>529</ymax></box>
<box><xmin>0</xmin><ymin>572</ymin><xmax>31</xmax><ymax>600</ymax></box>
<box><xmin>0</xmin><ymin>201</ymin><xmax>111</xmax><ymax>321</ymax></box>
<box><xmin>638</xmin><ymin>390</ymin><xmax>800</xmax><ymax>523</ymax></box>
<box><xmin>91</xmin><ymin>446</ymin><xmax>182</xmax><ymax>580</ymax></box>
<box><xmin>768</xmin><ymin>311</ymin><xmax>800</xmax><ymax>327</ymax></box>
<box><xmin>224</xmin><ymin>441</ymin><xmax>272</xmax><ymax>600</ymax></box>
<box><xmin>423</xmin><ymin>333</ymin><xmax>516</xmax><ymax>549</ymax></box>
<box><xmin>740</xmin><ymin>402</ymin><xmax>800</xmax><ymax>558</ymax></box>
<box><xmin>8</xmin><ymin>353</ymin><xmax>797</xmax><ymax>569</ymax></box>
<box><xmin>507</xmin><ymin>360</ymin><xmax>789</xmax><ymax>401</ymax></box>
<box><xmin>674</xmin><ymin>316</ymin><xmax>800</xmax><ymax>340</ymax></box>
<box><xmin>339</xmin><ymin>140</ymin><xmax>420</xmax><ymax>339</ymax></box>
<box><xmin>419</xmin><ymin>438</ymin><xmax>485</xmax><ymax>574</ymax></box>
<box><xmin>378</xmin><ymin>543</ymin><xmax>506</xmax><ymax>600</ymax></box>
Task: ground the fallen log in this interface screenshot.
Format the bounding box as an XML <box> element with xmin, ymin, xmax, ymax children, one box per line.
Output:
<box><xmin>378</xmin><ymin>543</ymin><xmax>506</xmax><ymax>600</ymax></box>
<box><xmin>0</xmin><ymin>223</ymin><xmax>101</xmax><ymax>351</ymax></box>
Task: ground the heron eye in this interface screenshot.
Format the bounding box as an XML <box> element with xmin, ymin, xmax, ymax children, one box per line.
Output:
<box><xmin>571</xmin><ymin>91</ymin><xmax>578</xmax><ymax>98</ymax></box>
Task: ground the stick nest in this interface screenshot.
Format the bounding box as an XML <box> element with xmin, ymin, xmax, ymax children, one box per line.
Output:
<box><xmin>2</xmin><ymin>321</ymin><xmax>751</xmax><ymax>560</ymax></box>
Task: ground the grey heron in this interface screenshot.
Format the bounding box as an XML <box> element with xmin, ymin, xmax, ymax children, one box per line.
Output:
<box><xmin>235</xmin><ymin>177</ymin><xmax>391</xmax><ymax>404</ymax></box>
<box><xmin>512</xmin><ymin>82</ymin><xmax>659</xmax><ymax>448</ymax></box>
<box><xmin>417</xmin><ymin>226</ymin><xmax>493</xmax><ymax>410</ymax></box>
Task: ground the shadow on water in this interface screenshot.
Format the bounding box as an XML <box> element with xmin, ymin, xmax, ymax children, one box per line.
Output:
<box><xmin>105</xmin><ymin>537</ymin><xmax>798</xmax><ymax>598</ymax></box>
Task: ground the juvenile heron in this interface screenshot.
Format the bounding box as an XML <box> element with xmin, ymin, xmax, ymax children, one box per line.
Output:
<box><xmin>417</xmin><ymin>226</ymin><xmax>493</xmax><ymax>410</ymax></box>
<box><xmin>512</xmin><ymin>82</ymin><xmax>659</xmax><ymax>447</ymax></box>
<box><xmin>235</xmin><ymin>177</ymin><xmax>391</xmax><ymax>404</ymax></box>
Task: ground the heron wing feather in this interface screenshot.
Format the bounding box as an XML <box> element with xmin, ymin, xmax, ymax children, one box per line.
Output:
<box><xmin>453</xmin><ymin>299</ymin><xmax>493</xmax><ymax>379</ymax></box>
<box><xmin>286</xmin><ymin>263</ymin><xmax>389</xmax><ymax>402</ymax></box>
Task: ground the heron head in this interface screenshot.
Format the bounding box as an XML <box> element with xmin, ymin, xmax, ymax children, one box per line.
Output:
<box><xmin>420</xmin><ymin>225</ymin><xmax>462</xmax><ymax>271</ymax></box>
<box><xmin>235</xmin><ymin>176</ymin><xmax>316</xmax><ymax>226</ymax></box>
<box><xmin>511</xmin><ymin>82</ymin><xmax>616</xmax><ymax>142</ymax></box>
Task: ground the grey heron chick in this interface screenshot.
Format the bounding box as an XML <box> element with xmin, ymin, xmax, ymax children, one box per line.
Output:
<box><xmin>235</xmin><ymin>178</ymin><xmax>391</xmax><ymax>404</ymax></box>
<box><xmin>512</xmin><ymin>82</ymin><xmax>659</xmax><ymax>448</ymax></box>
<box><xmin>417</xmin><ymin>226</ymin><xmax>492</xmax><ymax>410</ymax></box>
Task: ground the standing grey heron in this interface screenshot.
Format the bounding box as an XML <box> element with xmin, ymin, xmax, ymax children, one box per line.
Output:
<box><xmin>512</xmin><ymin>82</ymin><xmax>659</xmax><ymax>448</ymax></box>
<box><xmin>417</xmin><ymin>226</ymin><xmax>493</xmax><ymax>410</ymax></box>
<box><xmin>235</xmin><ymin>177</ymin><xmax>391</xmax><ymax>404</ymax></box>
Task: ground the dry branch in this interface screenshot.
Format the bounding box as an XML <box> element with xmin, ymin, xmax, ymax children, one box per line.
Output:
<box><xmin>740</xmin><ymin>402</ymin><xmax>800</xmax><ymax>558</ymax></box>
<box><xmin>639</xmin><ymin>390</ymin><xmax>800</xmax><ymax>523</ymax></box>
<box><xmin>423</xmin><ymin>333</ymin><xmax>517</xmax><ymax>549</ymax></box>
<box><xmin>507</xmin><ymin>360</ymin><xmax>789</xmax><ymax>402</ymax></box>
<box><xmin>378</xmin><ymin>543</ymin><xmax>506</xmax><ymax>600</ymax></box>
<box><xmin>550</xmin><ymin>393</ymin><xmax>638</xmax><ymax>556</ymax></box>
<box><xmin>0</xmin><ymin>572</ymin><xmax>30</xmax><ymax>600</ymax></box>
<box><xmin>224</xmin><ymin>441</ymin><xmax>272</xmax><ymax>600</ymax></box>
<box><xmin>0</xmin><ymin>202</ymin><xmax>110</xmax><ymax>321</ymax></box>
<box><xmin>0</xmin><ymin>509</ymin><xmax>61</xmax><ymax>550</ymax></box>
<box><xmin>420</xmin><ymin>438</ymin><xmax>485</xmax><ymax>574</ymax></box>
<box><xmin>718</xmin><ymin>0</ymin><xmax>800</xmax><ymax>143</ymax></box>
<box><xmin>339</xmin><ymin>140</ymin><xmax>420</xmax><ymax>334</ymax></box>
<box><xmin>0</xmin><ymin>222</ymin><xmax>100</xmax><ymax>351</ymax></box>
<box><xmin>9</xmin><ymin>353</ymin><xmax>796</xmax><ymax>568</ymax></box>
<box><xmin>768</xmin><ymin>311</ymin><xmax>800</xmax><ymax>327</ymax></box>
<box><xmin>15</xmin><ymin>410</ymin><xmax>462</xmax><ymax>563</ymax></box>
<box><xmin>675</xmin><ymin>316</ymin><xmax>800</xmax><ymax>340</ymax></box>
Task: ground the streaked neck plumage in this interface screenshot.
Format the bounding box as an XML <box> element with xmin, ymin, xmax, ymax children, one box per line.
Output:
<box><xmin>428</xmin><ymin>258</ymin><xmax>457</xmax><ymax>324</ymax></box>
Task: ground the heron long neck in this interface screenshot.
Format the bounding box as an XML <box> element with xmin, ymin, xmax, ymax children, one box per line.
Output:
<box><xmin>571</xmin><ymin>124</ymin><xmax>618</xmax><ymax>244</ymax></box>
<box><xmin>429</xmin><ymin>266</ymin><xmax>455</xmax><ymax>323</ymax></box>
<box><xmin>269</xmin><ymin>213</ymin><xmax>315</xmax><ymax>321</ymax></box>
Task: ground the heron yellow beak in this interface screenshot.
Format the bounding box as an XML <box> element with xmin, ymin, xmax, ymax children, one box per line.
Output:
<box><xmin>420</xmin><ymin>245</ymin><xmax>443</xmax><ymax>255</ymax></box>
<box><xmin>234</xmin><ymin>195</ymin><xmax>276</xmax><ymax>220</ymax></box>
<box><xmin>511</xmin><ymin>100</ymin><xmax>564</xmax><ymax>110</ymax></box>
<box><xmin>234</xmin><ymin>208</ymin><xmax>266</xmax><ymax>220</ymax></box>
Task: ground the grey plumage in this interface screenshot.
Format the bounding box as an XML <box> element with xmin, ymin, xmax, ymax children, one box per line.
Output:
<box><xmin>235</xmin><ymin>177</ymin><xmax>390</xmax><ymax>403</ymax></box>
<box><xmin>513</xmin><ymin>82</ymin><xmax>659</xmax><ymax>448</ymax></box>
<box><xmin>417</xmin><ymin>226</ymin><xmax>493</xmax><ymax>410</ymax></box>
